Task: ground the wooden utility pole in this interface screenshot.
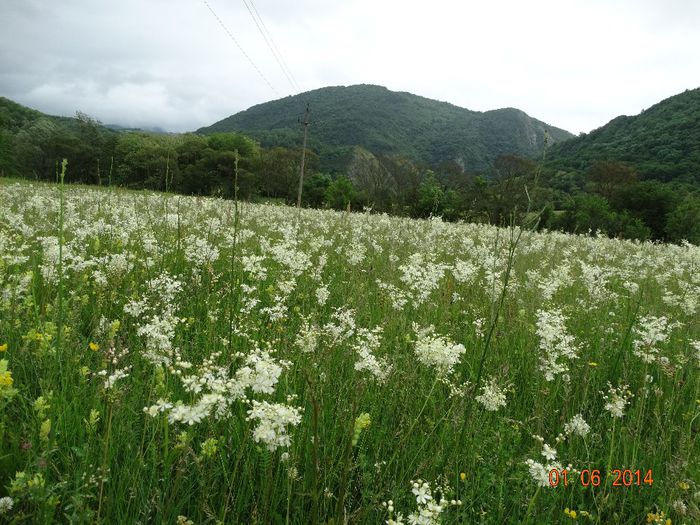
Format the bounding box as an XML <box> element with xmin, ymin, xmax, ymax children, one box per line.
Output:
<box><xmin>296</xmin><ymin>103</ymin><xmax>310</xmax><ymax>208</ymax></box>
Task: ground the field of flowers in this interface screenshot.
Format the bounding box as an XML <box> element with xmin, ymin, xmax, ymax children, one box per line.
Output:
<box><xmin>0</xmin><ymin>177</ymin><xmax>698</xmax><ymax>524</ymax></box>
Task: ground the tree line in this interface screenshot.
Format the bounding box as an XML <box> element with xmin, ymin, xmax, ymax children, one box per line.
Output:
<box><xmin>1</xmin><ymin>109</ymin><xmax>698</xmax><ymax>244</ymax></box>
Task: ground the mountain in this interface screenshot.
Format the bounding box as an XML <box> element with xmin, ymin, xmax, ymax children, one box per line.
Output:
<box><xmin>105</xmin><ymin>123</ymin><xmax>170</xmax><ymax>134</ymax></box>
<box><xmin>197</xmin><ymin>84</ymin><xmax>574</xmax><ymax>172</ymax></box>
<box><xmin>547</xmin><ymin>87</ymin><xmax>700</xmax><ymax>183</ymax></box>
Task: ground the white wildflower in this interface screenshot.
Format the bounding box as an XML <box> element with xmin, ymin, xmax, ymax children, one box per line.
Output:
<box><xmin>0</xmin><ymin>496</ymin><xmax>13</xmax><ymax>515</ymax></box>
<box><xmin>541</xmin><ymin>444</ymin><xmax>557</xmax><ymax>461</ymax></box>
<box><xmin>632</xmin><ymin>315</ymin><xmax>669</xmax><ymax>363</ymax></box>
<box><xmin>535</xmin><ymin>308</ymin><xmax>579</xmax><ymax>381</ymax></box>
<box><xmin>412</xmin><ymin>480</ymin><xmax>432</xmax><ymax>505</ymax></box>
<box><xmin>524</xmin><ymin>459</ymin><xmax>550</xmax><ymax>487</ymax></box>
<box><xmin>235</xmin><ymin>349</ymin><xmax>284</xmax><ymax>395</ymax></box>
<box><xmin>414</xmin><ymin>324</ymin><xmax>466</xmax><ymax>376</ymax></box>
<box><xmin>315</xmin><ymin>284</ymin><xmax>330</xmax><ymax>306</ymax></box>
<box><xmin>690</xmin><ymin>340</ymin><xmax>699</xmax><ymax>367</ymax></box>
<box><xmin>475</xmin><ymin>377</ymin><xmax>507</xmax><ymax>412</ymax></box>
<box><xmin>603</xmin><ymin>383</ymin><xmax>633</xmax><ymax>418</ymax></box>
<box><xmin>353</xmin><ymin>327</ymin><xmax>392</xmax><ymax>383</ymax></box>
<box><xmin>246</xmin><ymin>400</ymin><xmax>303</xmax><ymax>451</ymax></box>
<box><xmin>295</xmin><ymin>321</ymin><xmax>320</xmax><ymax>354</ymax></box>
<box><xmin>143</xmin><ymin>398</ymin><xmax>173</xmax><ymax>417</ymax></box>
<box><xmin>563</xmin><ymin>414</ymin><xmax>590</xmax><ymax>437</ymax></box>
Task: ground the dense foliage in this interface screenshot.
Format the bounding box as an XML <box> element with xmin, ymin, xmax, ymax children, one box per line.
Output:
<box><xmin>547</xmin><ymin>88</ymin><xmax>700</xmax><ymax>184</ymax></box>
<box><xmin>197</xmin><ymin>84</ymin><xmax>573</xmax><ymax>173</ymax></box>
<box><xmin>0</xmin><ymin>180</ymin><xmax>698</xmax><ymax>524</ymax></box>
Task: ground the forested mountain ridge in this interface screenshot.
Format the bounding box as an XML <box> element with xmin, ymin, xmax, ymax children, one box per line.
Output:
<box><xmin>547</xmin><ymin>87</ymin><xmax>700</xmax><ymax>183</ymax></box>
<box><xmin>197</xmin><ymin>84</ymin><xmax>574</xmax><ymax>172</ymax></box>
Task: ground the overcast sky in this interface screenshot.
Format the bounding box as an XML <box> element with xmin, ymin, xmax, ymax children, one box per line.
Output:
<box><xmin>1</xmin><ymin>0</ymin><xmax>698</xmax><ymax>134</ymax></box>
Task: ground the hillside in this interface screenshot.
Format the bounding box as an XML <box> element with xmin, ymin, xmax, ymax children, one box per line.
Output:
<box><xmin>0</xmin><ymin>96</ymin><xmax>121</xmax><ymax>181</ymax></box>
<box><xmin>0</xmin><ymin>96</ymin><xmax>83</xmax><ymax>132</ymax></box>
<box><xmin>547</xmin><ymin>87</ymin><xmax>700</xmax><ymax>183</ymax></box>
<box><xmin>197</xmin><ymin>84</ymin><xmax>574</xmax><ymax>172</ymax></box>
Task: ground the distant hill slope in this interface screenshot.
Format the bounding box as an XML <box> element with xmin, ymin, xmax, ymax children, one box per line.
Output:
<box><xmin>197</xmin><ymin>84</ymin><xmax>574</xmax><ymax>172</ymax></box>
<box><xmin>0</xmin><ymin>96</ymin><xmax>83</xmax><ymax>132</ymax></box>
<box><xmin>547</xmin><ymin>87</ymin><xmax>700</xmax><ymax>183</ymax></box>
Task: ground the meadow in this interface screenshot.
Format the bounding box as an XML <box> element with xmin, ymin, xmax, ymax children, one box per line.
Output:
<box><xmin>0</xmin><ymin>177</ymin><xmax>698</xmax><ymax>524</ymax></box>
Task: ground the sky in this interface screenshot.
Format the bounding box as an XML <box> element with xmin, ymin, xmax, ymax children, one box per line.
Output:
<box><xmin>1</xmin><ymin>0</ymin><xmax>699</xmax><ymax>135</ymax></box>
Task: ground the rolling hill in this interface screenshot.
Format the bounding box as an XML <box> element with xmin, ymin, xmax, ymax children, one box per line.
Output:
<box><xmin>197</xmin><ymin>84</ymin><xmax>574</xmax><ymax>172</ymax></box>
<box><xmin>547</xmin><ymin>87</ymin><xmax>700</xmax><ymax>183</ymax></box>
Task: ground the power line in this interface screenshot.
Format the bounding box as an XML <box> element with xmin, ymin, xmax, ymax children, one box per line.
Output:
<box><xmin>201</xmin><ymin>0</ymin><xmax>279</xmax><ymax>97</ymax></box>
<box><xmin>246</xmin><ymin>0</ymin><xmax>301</xmax><ymax>93</ymax></box>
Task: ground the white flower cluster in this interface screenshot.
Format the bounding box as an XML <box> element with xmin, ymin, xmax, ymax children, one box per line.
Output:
<box><xmin>692</xmin><ymin>340</ymin><xmax>700</xmax><ymax>367</ymax></box>
<box><xmin>399</xmin><ymin>253</ymin><xmax>448</xmax><ymax>305</ymax></box>
<box><xmin>524</xmin><ymin>436</ymin><xmax>566</xmax><ymax>488</ymax></box>
<box><xmin>241</xmin><ymin>254</ymin><xmax>267</xmax><ymax>281</ymax></box>
<box><xmin>579</xmin><ymin>262</ymin><xmax>615</xmax><ymax>305</ymax></box>
<box><xmin>246</xmin><ymin>400</ymin><xmax>303</xmax><ymax>451</ymax></box>
<box><xmin>451</xmin><ymin>259</ymin><xmax>478</xmax><ymax>284</ymax></box>
<box><xmin>234</xmin><ymin>348</ymin><xmax>285</xmax><ymax>395</ymax></box>
<box><xmin>295</xmin><ymin>319</ymin><xmax>320</xmax><ymax>354</ymax></box>
<box><xmin>124</xmin><ymin>273</ymin><xmax>183</xmax><ymax>365</ymax></box>
<box><xmin>0</xmin><ymin>496</ymin><xmax>13</xmax><ymax>515</ymax></box>
<box><xmin>563</xmin><ymin>414</ymin><xmax>590</xmax><ymax>438</ymax></box>
<box><xmin>324</xmin><ymin>307</ymin><xmax>357</xmax><ymax>344</ymax></box>
<box><xmin>602</xmin><ymin>383</ymin><xmax>633</xmax><ymax>418</ymax></box>
<box><xmin>184</xmin><ymin>234</ymin><xmax>219</xmax><ymax>268</ymax></box>
<box><xmin>524</xmin><ymin>458</ymin><xmax>556</xmax><ymax>487</ymax></box>
<box><xmin>99</xmin><ymin>367</ymin><xmax>131</xmax><ymax>390</ymax></box>
<box><xmin>632</xmin><ymin>315</ymin><xmax>669</xmax><ymax>364</ymax></box>
<box><xmin>384</xmin><ymin>479</ymin><xmax>461</xmax><ymax>525</ymax></box>
<box><xmin>353</xmin><ymin>327</ymin><xmax>392</xmax><ymax>383</ymax></box>
<box><xmin>269</xmin><ymin>240</ymin><xmax>311</xmax><ymax>276</ymax></box>
<box><xmin>534</xmin><ymin>261</ymin><xmax>573</xmax><ymax>301</ymax></box>
<box><xmin>535</xmin><ymin>308</ymin><xmax>579</xmax><ymax>381</ymax></box>
<box><xmin>146</xmin><ymin>346</ymin><xmax>290</xmax><ymax>427</ymax></box>
<box><xmin>662</xmin><ymin>280</ymin><xmax>699</xmax><ymax>316</ymax></box>
<box><xmin>475</xmin><ymin>377</ymin><xmax>507</xmax><ymax>412</ymax></box>
<box><xmin>413</xmin><ymin>325</ymin><xmax>466</xmax><ymax>376</ymax></box>
<box><xmin>315</xmin><ymin>284</ymin><xmax>330</xmax><ymax>306</ymax></box>
<box><xmin>376</xmin><ymin>280</ymin><xmax>409</xmax><ymax>311</ymax></box>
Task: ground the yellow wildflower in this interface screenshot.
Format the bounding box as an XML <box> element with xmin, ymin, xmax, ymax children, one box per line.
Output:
<box><xmin>460</xmin><ymin>472</ymin><xmax>466</xmax><ymax>481</ymax></box>
<box><xmin>352</xmin><ymin>413</ymin><xmax>371</xmax><ymax>446</ymax></box>
<box><xmin>89</xmin><ymin>342</ymin><xmax>99</xmax><ymax>352</ymax></box>
<box><xmin>0</xmin><ymin>372</ymin><xmax>12</xmax><ymax>386</ymax></box>
<box><xmin>40</xmin><ymin>419</ymin><xmax>51</xmax><ymax>442</ymax></box>
<box><xmin>0</xmin><ymin>359</ymin><xmax>13</xmax><ymax>387</ymax></box>
<box><xmin>564</xmin><ymin>508</ymin><xmax>578</xmax><ymax>520</ymax></box>
<box><xmin>678</xmin><ymin>481</ymin><xmax>689</xmax><ymax>490</ymax></box>
<box><xmin>588</xmin><ymin>362</ymin><xmax>598</xmax><ymax>367</ymax></box>
<box><xmin>0</xmin><ymin>343</ymin><xmax>7</xmax><ymax>352</ymax></box>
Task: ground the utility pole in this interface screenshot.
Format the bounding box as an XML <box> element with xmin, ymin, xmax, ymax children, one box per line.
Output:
<box><xmin>296</xmin><ymin>103</ymin><xmax>310</xmax><ymax>208</ymax></box>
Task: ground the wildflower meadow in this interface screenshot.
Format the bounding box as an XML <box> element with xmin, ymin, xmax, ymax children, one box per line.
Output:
<box><xmin>0</xmin><ymin>176</ymin><xmax>698</xmax><ymax>524</ymax></box>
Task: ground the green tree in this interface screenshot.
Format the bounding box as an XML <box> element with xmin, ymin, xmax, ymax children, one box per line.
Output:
<box><xmin>325</xmin><ymin>176</ymin><xmax>357</xmax><ymax>210</ymax></box>
<box><xmin>303</xmin><ymin>173</ymin><xmax>332</xmax><ymax>207</ymax></box>
<box><xmin>487</xmin><ymin>155</ymin><xmax>536</xmax><ymax>223</ymax></box>
<box><xmin>588</xmin><ymin>160</ymin><xmax>638</xmax><ymax>200</ymax></box>
<box><xmin>415</xmin><ymin>170</ymin><xmax>444</xmax><ymax>217</ymax></box>
<box><xmin>611</xmin><ymin>180</ymin><xmax>679</xmax><ymax>240</ymax></box>
<box><xmin>665</xmin><ymin>195</ymin><xmax>700</xmax><ymax>244</ymax></box>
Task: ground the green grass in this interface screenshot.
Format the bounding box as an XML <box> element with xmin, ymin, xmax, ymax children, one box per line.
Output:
<box><xmin>0</xmin><ymin>177</ymin><xmax>698</xmax><ymax>524</ymax></box>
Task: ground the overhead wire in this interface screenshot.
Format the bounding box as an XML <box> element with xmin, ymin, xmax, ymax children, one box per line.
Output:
<box><xmin>201</xmin><ymin>0</ymin><xmax>279</xmax><ymax>97</ymax></box>
<box><xmin>244</xmin><ymin>0</ymin><xmax>301</xmax><ymax>93</ymax></box>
